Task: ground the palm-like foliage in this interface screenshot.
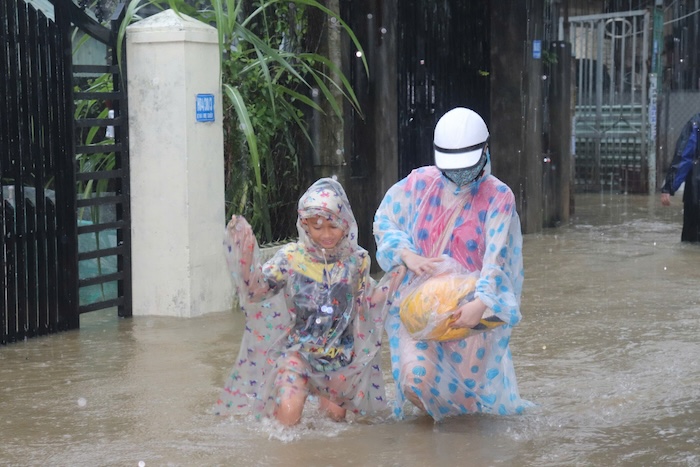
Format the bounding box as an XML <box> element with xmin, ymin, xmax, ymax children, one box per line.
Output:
<box><xmin>118</xmin><ymin>0</ymin><xmax>366</xmax><ymax>243</ymax></box>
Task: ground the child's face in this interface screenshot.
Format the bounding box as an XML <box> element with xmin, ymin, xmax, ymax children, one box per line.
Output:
<box><xmin>303</xmin><ymin>216</ymin><xmax>345</xmax><ymax>249</ymax></box>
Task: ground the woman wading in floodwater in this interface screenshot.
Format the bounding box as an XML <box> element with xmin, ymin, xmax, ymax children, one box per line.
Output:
<box><xmin>374</xmin><ymin>107</ymin><xmax>531</xmax><ymax>421</ymax></box>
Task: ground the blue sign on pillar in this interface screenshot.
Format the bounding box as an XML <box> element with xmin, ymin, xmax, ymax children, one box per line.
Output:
<box><xmin>533</xmin><ymin>40</ymin><xmax>542</xmax><ymax>59</ymax></box>
<box><xmin>196</xmin><ymin>94</ymin><xmax>215</xmax><ymax>122</ymax></box>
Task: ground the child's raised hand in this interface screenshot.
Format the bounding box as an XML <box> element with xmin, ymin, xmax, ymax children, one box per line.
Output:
<box><xmin>227</xmin><ymin>215</ymin><xmax>255</xmax><ymax>251</ymax></box>
<box><xmin>225</xmin><ymin>215</ymin><xmax>257</xmax><ymax>280</ymax></box>
<box><xmin>227</xmin><ymin>214</ymin><xmax>245</xmax><ymax>232</ymax></box>
<box><xmin>227</xmin><ymin>215</ymin><xmax>251</xmax><ymax>235</ymax></box>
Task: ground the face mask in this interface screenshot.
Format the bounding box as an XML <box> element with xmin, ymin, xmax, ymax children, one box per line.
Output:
<box><xmin>442</xmin><ymin>152</ymin><xmax>487</xmax><ymax>186</ymax></box>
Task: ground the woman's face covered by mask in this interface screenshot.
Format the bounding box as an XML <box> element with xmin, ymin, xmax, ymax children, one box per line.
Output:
<box><xmin>442</xmin><ymin>151</ymin><xmax>487</xmax><ymax>186</ymax></box>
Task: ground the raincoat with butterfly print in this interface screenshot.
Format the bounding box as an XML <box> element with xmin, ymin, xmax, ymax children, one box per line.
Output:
<box><xmin>215</xmin><ymin>177</ymin><xmax>403</xmax><ymax>420</ymax></box>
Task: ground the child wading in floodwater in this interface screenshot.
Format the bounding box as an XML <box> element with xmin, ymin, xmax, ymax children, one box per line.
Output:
<box><xmin>214</xmin><ymin>177</ymin><xmax>404</xmax><ymax>426</ymax></box>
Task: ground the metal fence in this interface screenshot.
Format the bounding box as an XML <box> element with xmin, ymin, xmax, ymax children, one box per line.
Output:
<box><xmin>565</xmin><ymin>9</ymin><xmax>652</xmax><ymax>194</ymax></box>
<box><xmin>1</xmin><ymin>0</ymin><xmax>131</xmax><ymax>345</ymax></box>
<box><xmin>72</xmin><ymin>2</ymin><xmax>132</xmax><ymax>318</ymax></box>
<box><xmin>1</xmin><ymin>0</ymin><xmax>78</xmax><ymax>343</ymax></box>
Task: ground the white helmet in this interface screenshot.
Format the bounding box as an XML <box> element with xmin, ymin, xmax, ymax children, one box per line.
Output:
<box><xmin>433</xmin><ymin>107</ymin><xmax>489</xmax><ymax>170</ymax></box>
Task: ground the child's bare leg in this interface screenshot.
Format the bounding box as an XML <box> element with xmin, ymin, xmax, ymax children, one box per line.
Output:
<box><xmin>272</xmin><ymin>353</ymin><xmax>310</xmax><ymax>426</ymax></box>
<box><xmin>274</xmin><ymin>379</ymin><xmax>308</xmax><ymax>426</ymax></box>
<box><xmin>319</xmin><ymin>397</ymin><xmax>347</xmax><ymax>422</ymax></box>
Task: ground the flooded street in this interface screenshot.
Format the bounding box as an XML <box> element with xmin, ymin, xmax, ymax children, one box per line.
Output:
<box><xmin>2</xmin><ymin>193</ymin><xmax>699</xmax><ymax>467</ymax></box>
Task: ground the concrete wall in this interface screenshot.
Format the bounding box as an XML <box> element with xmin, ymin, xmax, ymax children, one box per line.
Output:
<box><xmin>126</xmin><ymin>10</ymin><xmax>233</xmax><ymax>317</ymax></box>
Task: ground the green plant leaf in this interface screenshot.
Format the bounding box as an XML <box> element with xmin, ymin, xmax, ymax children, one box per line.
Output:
<box><xmin>223</xmin><ymin>83</ymin><xmax>272</xmax><ymax>242</ymax></box>
<box><xmin>116</xmin><ymin>0</ymin><xmax>366</xmax><ymax>243</ymax></box>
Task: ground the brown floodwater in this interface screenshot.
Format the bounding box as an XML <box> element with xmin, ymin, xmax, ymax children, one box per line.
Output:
<box><xmin>1</xmin><ymin>193</ymin><xmax>699</xmax><ymax>466</ymax></box>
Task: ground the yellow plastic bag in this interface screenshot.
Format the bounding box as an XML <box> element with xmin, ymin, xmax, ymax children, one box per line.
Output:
<box><xmin>399</xmin><ymin>269</ymin><xmax>505</xmax><ymax>342</ymax></box>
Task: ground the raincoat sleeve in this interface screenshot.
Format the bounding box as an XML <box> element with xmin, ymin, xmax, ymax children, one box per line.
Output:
<box><xmin>363</xmin><ymin>264</ymin><xmax>406</xmax><ymax>322</ymax></box>
<box><xmin>223</xmin><ymin>219</ymin><xmax>288</xmax><ymax>304</ymax></box>
<box><xmin>348</xmin><ymin>252</ymin><xmax>405</xmax><ymax>412</ymax></box>
<box><xmin>663</xmin><ymin>117</ymin><xmax>700</xmax><ymax>194</ymax></box>
<box><xmin>669</xmin><ymin>125</ymin><xmax>697</xmax><ymax>194</ymax></box>
<box><xmin>474</xmin><ymin>188</ymin><xmax>524</xmax><ymax>327</ymax></box>
<box><xmin>373</xmin><ymin>175</ymin><xmax>419</xmax><ymax>271</ymax></box>
<box><xmin>246</xmin><ymin>249</ymin><xmax>288</xmax><ymax>303</ymax></box>
<box><xmin>353</xmin><ymin>254</ymin><xmax>375</xmax><ymax>330</ymax></box>
<box><xmin>353</xmin><ymin>252</ymin><xmax>401</xmax><ymax>322</ymax></box>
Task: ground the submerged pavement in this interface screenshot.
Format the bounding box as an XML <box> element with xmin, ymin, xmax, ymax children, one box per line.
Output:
<box><xmin>1</xmin><ymin>193</ymin><xmax>699</xmax><ymax>467</ymax></box>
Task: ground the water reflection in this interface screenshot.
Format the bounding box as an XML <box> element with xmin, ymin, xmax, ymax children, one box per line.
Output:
<box><xmin>1</xmin><ymin>193</ymin><xmax>699</xmax><ymax>466</ymax></box>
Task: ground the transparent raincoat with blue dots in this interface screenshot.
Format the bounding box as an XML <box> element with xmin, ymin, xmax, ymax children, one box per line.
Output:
<box><xmin>373</xmin><ymin>164</ymin><xmax>531</xmax><ymax>421</ymax></box>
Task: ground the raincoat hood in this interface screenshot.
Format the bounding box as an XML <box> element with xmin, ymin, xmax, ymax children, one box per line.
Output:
<box><xmin>297</xmin><ymin>177</ymin><xmax>359</xmax><ymax>262</ymax></box>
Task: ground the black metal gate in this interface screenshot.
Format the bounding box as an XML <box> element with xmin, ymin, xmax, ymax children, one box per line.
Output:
<box><xmin>70</xmin><ymin>2</ymin><xmax>132</xmax><ymax>320</ymax></box>
<box><xmin>1</xmin><ymin>0</ymin><xmax>131</xmax><ymax>345</ymax></box>
<box><xmin>397</xmin><ymin>0</ymin><xmax>491</xmax><ymax>177</ymax></box>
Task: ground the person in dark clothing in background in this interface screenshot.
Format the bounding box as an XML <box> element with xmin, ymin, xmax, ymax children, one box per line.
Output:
<box><xmin>661</xmin><ymin>113</ymin><xmax>700</xmax><ymax>242</ymax></box>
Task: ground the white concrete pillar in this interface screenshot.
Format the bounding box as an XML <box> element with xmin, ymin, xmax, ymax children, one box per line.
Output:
<box><xmin>126</xmin><ymin>10</ymin><xmax>232</xmax><ymax>317</ymax></box>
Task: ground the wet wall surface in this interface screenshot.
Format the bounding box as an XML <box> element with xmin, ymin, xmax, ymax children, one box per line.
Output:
<box><xmin>1</xmin><ymin>193</ymin><xmax>699</xmax><ymax>467</ymax></box>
